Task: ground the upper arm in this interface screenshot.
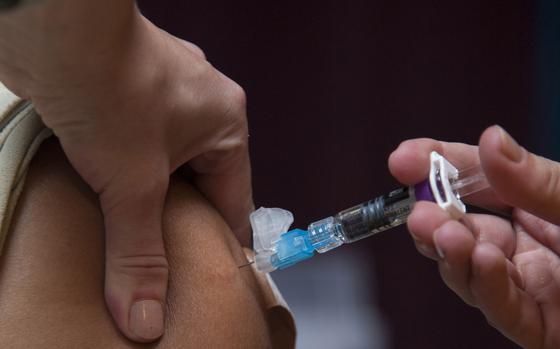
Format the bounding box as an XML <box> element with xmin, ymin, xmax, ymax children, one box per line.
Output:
<box><xmin>0</xmin><ymin>138</ymin><xmax>272</xmax><ymax>348</ymax></box>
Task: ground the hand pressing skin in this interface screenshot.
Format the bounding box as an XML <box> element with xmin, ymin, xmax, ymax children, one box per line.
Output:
<box><xmin>389</xmin><ymin>126</ymin><xmax>560</xmax><ymax>349</ymax></box>
<box><xmin>0</xmin><ymin>1</ymin><xmax>252</xmax><ymax>342</ymax></box>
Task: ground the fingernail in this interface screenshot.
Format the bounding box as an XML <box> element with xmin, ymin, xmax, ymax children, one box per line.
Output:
<box><xmin>129</xmin><ymin>300</ymin><xmax>164</xmax><ymax>340</ymax></box>
<box><xmin>416</xmin><ymin>241</ymin><xmax>437</xmax><ymax>258</ymax></box>
<box><xmin>496</xmin><ymin>125</ymin><xmax>523</xmax><ymax>163</ymax></box>
<box><xmin>433</xmin><ymin>237</ymin><xmax>445</xmax><ymax>259</ymax></box>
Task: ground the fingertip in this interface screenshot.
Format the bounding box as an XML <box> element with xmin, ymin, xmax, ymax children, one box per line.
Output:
<box><xmin>480</xmin><ymin>126</ymin><xmax>560</xmax><ymax>224</ymax></box>
<box><xmin>407</xmin><ymin>201</ymin><xmax>450</xmax><ymax>243</ymax></box>
<box><xmin>129</xmin><ymin>299</ymin><xmax>165</xmax><ymax>341</ymax></box>
<box><xmin>479</xmin><ymin>126</ymin><xmax>520</xmax><ymax>199</ymax></box>
<box><xmin>106</xmin><ymin>284</ymin><xmax>167</xmax><ymax>343</ymax></box>
<box><xmin>479</xmin><ymin>126</ymin><xmax>506</xmax><ymax>173</ymax></box>
<box><xmin>482</xmin><ymin>125</ymin><xmax>526</xmax><ymax>162</ymax></box>
<box><xmin>432</xmin><ymin>220</ymin><xmax>477</xmax><ymax>305</ymax></box>
<box><xmin>387</xmin><ymin>144</ymin><xmax>409</xmax><ymax>182</ymax></box>
<box><xmin>433</xmin><ymin>220</ymin><xmax>475</xmax><ymax>262</ymax></box>
<box><xmin>407</xmin><ymin>202</ymin><xmax>443</xmax><ymax>259</ymax></box>
<box><xmin>104</xmin><ymin>248</ymin><xmax>169</xmax><ymax>342</ymax></box>
<box><xmin>99</xmin><ymin>178</ymin><xmax>169</xmax><ymax>342</ymax></box>
<box><xmin>388</xmin><ymin>138</ymin><xmax>439</xmax><ymax>184</ymax></box>
<box><xmin>471</xmin><ymin>242</ymin><xmax>506</xmax><ymax>278</ymax></box>
<box><xmin>480</xmin><ymin>125</ymin><xmax>516</xmax><ymax>167</ymax></box>
<box><xmin>478</xmin><ymin>125</ymin><xmax>502</xmax><ymax>154</ymax></box>
<box><xmin>413</xmin><ymin>240</ymin><xmax>439</xmax><ymax>260</ymax></box>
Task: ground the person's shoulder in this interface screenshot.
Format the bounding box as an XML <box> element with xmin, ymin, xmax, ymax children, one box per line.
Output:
<box><xmin>0</xmin><ymin>138</ymin><xmax>274</xmax><ymax>348</ymax></box>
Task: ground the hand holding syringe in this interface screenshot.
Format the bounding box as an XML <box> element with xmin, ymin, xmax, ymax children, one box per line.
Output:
<box><xmin>252</xmin><ymin>126</ymin><xmax>560</xmax><ymax>349</ymax></box>
<box><xmin>251</xmin><ymin>151</ymin><xmax>490</xmax><ymax>272</ymax></box>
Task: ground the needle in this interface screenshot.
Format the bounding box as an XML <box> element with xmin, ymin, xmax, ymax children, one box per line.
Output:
<box><xmin>238</xmin><ymin>259</ymin><xmax>255</xmax><ymax>269</ymax></box>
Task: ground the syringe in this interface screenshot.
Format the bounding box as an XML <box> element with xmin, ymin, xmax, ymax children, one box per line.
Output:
<box><xmin>250</xmin><ymin>151</ymin><xmax>490</xmax><ymax>273</ymax></box>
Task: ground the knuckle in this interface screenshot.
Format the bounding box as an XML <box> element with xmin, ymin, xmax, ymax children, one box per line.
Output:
<box><xmin>171</xmin><ymin>34</ymin><xmax>207</xmax><ymax>60</ymax></box>
<box><xmin>181</xmin><ymin>64</ymin><xmax>247</xmax><ymax>123</ymax></box>
<box><xmin>230</xmin><ymin>82</ymin><xmax>247</xmax><ymax>109</ymax></box>
<box><xmin>198</xmin><ymin>135</ymin><xmax>249</xmax><ymax>173</ymax></box>
<box><xmin>206</xmin><ymin>80</ymin><xmax>248</xmax><ymax>144</ymax></box>
<box><xmin>186</xmin><ymin>58</ymin><xmax>214</xmax><ymax>83</ymax></box>
<box><xmin>183</xmin><ymin>41</ymin><xmax>207</xmax><ymax>60</ymax></box>
<box><xmin>226</xmin><ymin>82</ymin><xmax>247</xmax><ymax>116</ymax></box>
<box><xmin>110</xmin><ymin>253</ymin><xmax>170</xmax><ymax>280</ymax></box>
<box><xmin>222</xmin><ymin>80</ymin><xmax>247</xmax><ymax>118</ymax></box>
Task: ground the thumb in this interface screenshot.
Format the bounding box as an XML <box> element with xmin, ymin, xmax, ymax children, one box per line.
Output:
<box><xmin>100</xmin><ymin>169</ymin><xmax>169</xmax><ymax>342</ymax></box>
<box><xmin>479</xmin><ymin>125</ymin><xmax>560</xmax><ymax>225</ymax></box>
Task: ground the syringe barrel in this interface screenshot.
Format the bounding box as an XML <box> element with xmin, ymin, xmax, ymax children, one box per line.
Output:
<box><xmin>335</xmin><ymin>186</ymin><xmax>416</xmax><ymax>243</ymax></box>
<box><xmin>307</xmin><ymin>180</ymin><xmax>434</xmax><ymax>254</ymax></box>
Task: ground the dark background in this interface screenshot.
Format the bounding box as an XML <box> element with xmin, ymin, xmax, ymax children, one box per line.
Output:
<box><xmin>138</xmin><ymin>1</ymin><xmax>557</xmax><ymax>348</ymax></box>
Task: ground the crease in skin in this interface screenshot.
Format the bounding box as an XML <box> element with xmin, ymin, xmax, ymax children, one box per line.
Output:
<box><xmin>467</xmin><ymin>213</ymin><xmax>517</xmax><ymax>259</ymax></box>
<box><xmin>512</xmin><ymin>232</ymin><xmax>556</xmax><ymax>305</ymax></box>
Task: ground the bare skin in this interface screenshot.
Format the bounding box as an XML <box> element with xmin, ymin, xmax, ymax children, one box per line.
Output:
<box><xmin>0</xmin><ymin>2</ymin><xmax>253</xmax><ymax>340</ymax></box>
<box><xmin>389</xmin><ymin>126</ymin><xmax>560</xmax><ymax>349</ymax></box>
<box><xmin>0</xmin><ymin>138</ymin><xmax>273</xmax><ymax>348</ymax></box>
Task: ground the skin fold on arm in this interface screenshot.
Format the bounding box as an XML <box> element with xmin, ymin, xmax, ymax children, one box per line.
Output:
<box><xmin>0</xmin><ymin>138</ymin><xmax>273</xmax><ymax>348</ymax></box>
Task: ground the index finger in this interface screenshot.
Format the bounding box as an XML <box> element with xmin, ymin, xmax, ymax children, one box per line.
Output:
<box><xmin>388</xmin><ymin>138</ymin><xmax>510</xmax><ymax>212</ymax></box>
<box><xmin>191</xmin><ymin>138</ymin><xmax>254</xmax><ymax>247</ymax></box>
